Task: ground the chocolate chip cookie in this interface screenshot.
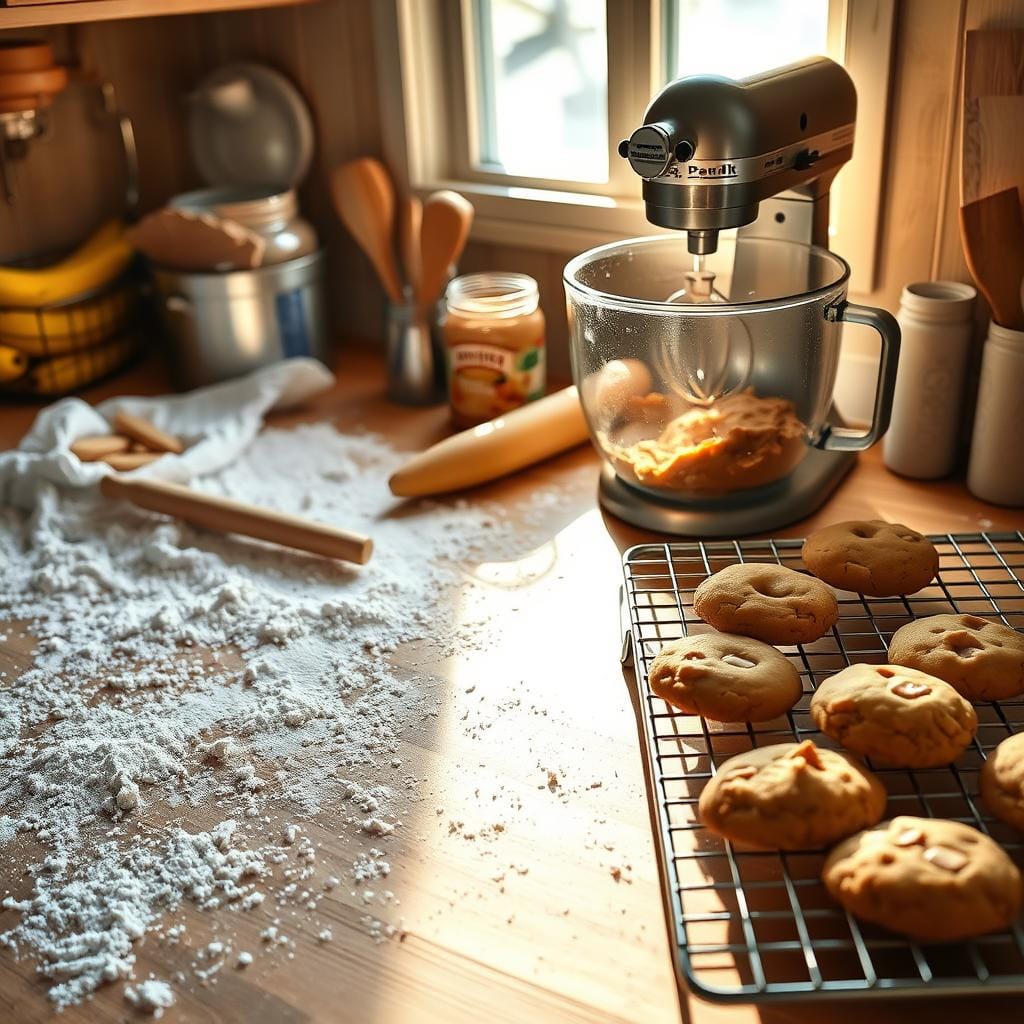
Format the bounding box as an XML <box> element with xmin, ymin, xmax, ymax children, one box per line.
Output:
<box><xmin>889</xmin><ymin>613</ymin><xmax>1024</xmax><ymax>701</ymax></box>
<box><xmin>810</xmin><ymin>663</ymin><xmax>977</xmax><ymax>768</ymax></box>
<box><xmin>698</xmin><ymin>740</ymin><xmax>886</xmax><ymax>850</ymax></box>
<box><xmin>649</xmin><ymin>632</ymin><xmax>802</xmax><ymax>722</ymax></box>
<box><xmin>802</xmin><ymin>520</ymin><xmax>939</xmax><ymax>596</ymax></box>
<box><xmin>980</xmin><ymin>733</ymin><xmax>1024</xmax><ymax>831</ymax></box>
<box><xmin>692</xmin><ymin>563</ymin><xmax>838</xmax><ymax>646</ymax></box>
<box><xmin>823</xmin><ymin>816</ymin><xmax>1022</xmax><ymax>941</ymax></box>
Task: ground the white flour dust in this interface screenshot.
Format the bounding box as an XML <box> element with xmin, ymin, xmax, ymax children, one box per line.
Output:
<box><xmin>0</xmin><ymin>422</ymin><xmax>573</xmax><ymax>1009</ymax></box>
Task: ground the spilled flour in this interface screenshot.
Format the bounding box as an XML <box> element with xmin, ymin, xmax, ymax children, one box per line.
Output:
<box><xmin>0</xmin><ymin>422</ymin><xmax>573</xmax><ymax>1009</ymax></box>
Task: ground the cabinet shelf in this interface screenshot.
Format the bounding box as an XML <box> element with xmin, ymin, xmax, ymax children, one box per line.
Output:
<box><xmin>0</xmin><ymin>0</ymin><xmax>313</xmax><ymax>30</ymax></box>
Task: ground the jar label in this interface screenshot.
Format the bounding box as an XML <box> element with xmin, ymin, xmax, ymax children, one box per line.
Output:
<box><xmin>448</xmin><ymin>341</ymin><xmax>545</xmax><ymax>423</ymax></box>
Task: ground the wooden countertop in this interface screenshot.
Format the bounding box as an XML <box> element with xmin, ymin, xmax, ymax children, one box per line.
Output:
<box><xmin>1</xmin><ymin>348</ymin><xmax>1022</xmax><ymax>1024</ymax></box>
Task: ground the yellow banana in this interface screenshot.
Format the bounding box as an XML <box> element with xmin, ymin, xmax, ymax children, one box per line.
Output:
<box><xmin>0</xmin><ymin>344</ymin><xmax>28</xmax><ymax>383</ymax></box>
<box><xmin>0</xmin><ymin>220</ymin><xmax>134</xmax><ymax>308</ymax></box>
<box><xmin>0</xmin><ymin>286</ymin><xmax>132</xmax><ymax>356</ymax></box>
<box><xmin>27</xmin><ymin>334</ymin><xmax>134</xmax><ymax>396</ymax></box>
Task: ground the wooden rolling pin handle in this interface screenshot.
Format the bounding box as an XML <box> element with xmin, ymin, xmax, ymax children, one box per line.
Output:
<box><xmin>100</xmin><ymin>475</ymin><xmax>373</xmax><ymax>566</ymax></box>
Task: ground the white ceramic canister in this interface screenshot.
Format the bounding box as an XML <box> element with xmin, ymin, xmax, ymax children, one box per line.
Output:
<box><xmin>883</xmin><ymin>281</ymin><xmax>976</xmax><ymax>479</ymax></box>
<box><xmin>967</xmin><ymin>322</ymin><xmax>1024</xmax><ymax>506</ymax></box>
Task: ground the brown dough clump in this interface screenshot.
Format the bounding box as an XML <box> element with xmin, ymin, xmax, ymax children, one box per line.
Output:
<box><xmin>606</xmin><ymin>388</ymin><xmax>805</xmax><ymax>494</ymax></box>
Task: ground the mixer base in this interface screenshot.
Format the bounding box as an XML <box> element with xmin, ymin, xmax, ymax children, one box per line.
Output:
<box><xmin>599</xmin><ymin>449</ymin><xmax>856</xmax><ymax>537</ymax></box>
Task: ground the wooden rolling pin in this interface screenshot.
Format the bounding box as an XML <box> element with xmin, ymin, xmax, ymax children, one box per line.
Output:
<box><xmin>100</xmin><ymin>475</ymin><xmax>373</xmax><ymax>565</ymax></box>
<box><xmin>389</xmin><ymin>386</ymin><xmax>589</xmax><ymax>497</ymax></box>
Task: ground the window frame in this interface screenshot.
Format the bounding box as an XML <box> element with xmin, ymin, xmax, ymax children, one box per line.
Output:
<box><xmin>373</xmin><ymin>0</ymin><xmax>895</xmax><ymax>294</ymax></box>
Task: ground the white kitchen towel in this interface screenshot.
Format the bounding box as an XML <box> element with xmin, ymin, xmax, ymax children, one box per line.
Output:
<box><xmin>0</xmin><ymin>357</ymin><xmax>335</xmax><ymax>509</ymax></box>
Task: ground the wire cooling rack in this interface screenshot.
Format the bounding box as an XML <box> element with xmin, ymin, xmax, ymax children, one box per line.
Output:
<box><xmin>621</xmin><ymin>532</ymin><xmax>1024</xmax><ymax>1002</ymax></box>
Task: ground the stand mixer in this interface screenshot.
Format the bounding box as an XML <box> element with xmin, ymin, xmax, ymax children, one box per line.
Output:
<box><xmin>565</xmin><ymin>57</ymin><xmax>901</xmax><ymax>535</ymax></box>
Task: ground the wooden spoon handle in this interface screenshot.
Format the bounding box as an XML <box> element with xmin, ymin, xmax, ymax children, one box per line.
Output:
<box><xmin>100</xmin><ymin>475</ymin><xmax>373</xmax><ymax>565</ymax></box>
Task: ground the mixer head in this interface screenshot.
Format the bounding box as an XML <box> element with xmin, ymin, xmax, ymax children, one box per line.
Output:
<box><xmin>619</xmin><ymin>57</ymin><xmax>856</xmax><ymax>255</ymax></box>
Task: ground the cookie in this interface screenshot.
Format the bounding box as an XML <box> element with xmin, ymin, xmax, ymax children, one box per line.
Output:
<box><xmin>980</xmin><ymin>733</ymin><xmax>1024</xmax><ymax>831</ymax></box>
<box><xmin>692</xmin><ymin>563</ymin><xmax>838</xmax><ymax>646</ymax></box>
<box><xmin>648</xmin><ymin>632</ymin><xmax>802</xmax><ymax>722</ymax></box>
<box><xmin>698</xmin><ymin>740</ymin><xmax>886</xmax><ymax>850</ymax></box>
<box><xmin>888</xmin><ymin>613</ymin><xmax>1024</xmax><ymax>701</ymax></box>
<box><xmin>810</xmin><ymin>663</ymin><xmax>977</xmax><ymax>768</ymax></box>
<box><xmin>823</xmin><ymin>816</ymin><xmax>1022</xmax><ymax>941</ymax></box>
<box><xmin>802</xmin><ymin>520</ymin><xmax>939</xmax><ymax>596</ymax></box>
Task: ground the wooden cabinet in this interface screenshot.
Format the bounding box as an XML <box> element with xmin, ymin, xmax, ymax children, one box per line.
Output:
<box><xmin>0</xmin><ymin>0</ymin><xmax>312</xmax><ymax>31</ymax></box>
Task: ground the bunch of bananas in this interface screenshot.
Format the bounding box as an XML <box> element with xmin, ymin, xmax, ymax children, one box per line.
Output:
<box><xmin>0</xmin><ymin>220</ymin><xmax>137</xmax><ymax>393</ymax></box>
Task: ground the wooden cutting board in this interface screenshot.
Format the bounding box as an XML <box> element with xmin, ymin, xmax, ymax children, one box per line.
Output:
<box><xmin>961</xmin><ymin>29</ymin><xmax>1024</xmax><ymax>208</ymax></box>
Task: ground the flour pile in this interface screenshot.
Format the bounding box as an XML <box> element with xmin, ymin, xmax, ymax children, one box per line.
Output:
<box><xmin>0</xmin><ymin>422</ymin><xmax>567</xmax><ymax>1009</ymax></box>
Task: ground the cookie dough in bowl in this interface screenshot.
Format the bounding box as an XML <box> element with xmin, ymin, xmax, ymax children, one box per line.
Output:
<box><xmin>692</xmin><ymin>563</ymin><xmax>838</xmax><ymax>646</ymax></box>
<box><xmin>823</xmin><ymin>816</ymin><xmax>1022</xmax><ymax>942</ymax></box>
<box><xmin>810</xmin><ymin>663</ymin><xmax>977</xmax><ymax>768</ymax></box>
<box><xmin>698</xmin><ymin>740</ymin><xmax>886</xmax><ymax>850</ymax></box>
<box><xmin>802</xmin><ymin>520</ymin><xmax>939</xmax><ymax>596</ymax></box>
<box><xmin>888</xmin><ymin>613</ymin><xmax>1024</xmax><ymax>701</ymax></box>
<box><xmin>648</xmin><ymin>632</ymin><xmax>802</xmax><ymax>723</ymax></box>
<box><xmin>980</xmin><ymin>733</ymin><xmax>1024</xmax><ymax>831</ymax></box>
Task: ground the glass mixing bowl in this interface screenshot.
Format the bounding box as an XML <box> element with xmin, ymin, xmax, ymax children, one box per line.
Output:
<box><xmin>564</xmin><ymin>236</ymin><xmax>900</xmax><ymax>499</ymax></box>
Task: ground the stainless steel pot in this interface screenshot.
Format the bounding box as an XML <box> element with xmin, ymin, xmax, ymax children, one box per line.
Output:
<box><xmin>153</xmin><ymin>249</ymin><xmax>328</xmax><ymax>388</ymax></box>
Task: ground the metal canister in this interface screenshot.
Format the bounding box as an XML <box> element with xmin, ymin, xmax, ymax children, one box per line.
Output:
<box><xmin>153</xmin><ymin>249</ymin><xmax>328</xmax><ymax>389</ymax></box>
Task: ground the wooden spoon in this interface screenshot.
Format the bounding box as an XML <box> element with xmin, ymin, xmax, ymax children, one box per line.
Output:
<box><xmin>417</xmin><ymin>190</ymin><xmax>474</xmax><ymax>311</ymax></box>
<box><xmin>330</xmin><ymin>157</ymin><xmax>403</xmax><ymax>302</ymax></box>
<box><xmin>398</xmin><ymin>195</ymin><xmax>422</xmax><ymax>293</ymax></box>
<box><xmin>959</xmin><ymin>188</ymin><xmax>1024</xmax><ymax>329</ymax></box>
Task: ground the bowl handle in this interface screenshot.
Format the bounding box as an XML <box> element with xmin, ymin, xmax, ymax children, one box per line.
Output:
<box><xmin>816</xmin><ymin>300</ymin><xmax>901</xmax><ymax>452</ymax></box>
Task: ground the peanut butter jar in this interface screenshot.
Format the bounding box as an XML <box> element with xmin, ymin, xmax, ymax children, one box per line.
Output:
<box><xmin>442</xmin><ymin>272</ymin><xmax>545</xmax><ymax>427</ymax></box>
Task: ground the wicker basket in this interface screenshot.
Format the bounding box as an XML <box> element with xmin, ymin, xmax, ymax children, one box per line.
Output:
<box><xmin>0</xmin><ymin>267</ymin><xmax>146</xmax><ymax>398</ymax></box>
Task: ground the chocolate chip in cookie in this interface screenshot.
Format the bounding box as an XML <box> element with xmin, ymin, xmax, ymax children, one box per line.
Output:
<box><xmin>823</xmin><ymin>816</ymin><xmax>1021</xmax><ymax>941</ymax></box>
<box><xmin>810</xmin><ymin>663</ymin><xmax>977</xmax><ymax>768</ymax></box>
<box><xmin>698</xmin><ymin>740</ymin><xmax>886</xmax><ymax>850</ymax></box>
<box><xmin>648</xmin><ymin>632</ymin><xmax>802</xmax><ymax>722</ymax></box>
<box><xmin>980</xmin><ymin>733</ymin><xmax>1024</xmax><ymax>831</ymax></box>
<box><xmin>802</xmin><ymin>520</ymin><xmax>939</xmax><ymax>596</ymax></box>
<box><xmin>692</xmin><ymin>563</ymin><xmax>838</xmax><ymax>646</ymax></box>
<box><xmin>889</xmin><ymin>613</ymin><xmax>1024</xmax><ymax>701</ymax></box>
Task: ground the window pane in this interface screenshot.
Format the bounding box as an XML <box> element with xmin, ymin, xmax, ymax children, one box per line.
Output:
<box><xmin>666</xmin><ymin>0</ymin><xmax>830</xmax><ymax>82</ymax></box>
<box><xmin>473</xmin><ymin>0</ymin><xmax>608</xmax><ymax>183</ymax></box>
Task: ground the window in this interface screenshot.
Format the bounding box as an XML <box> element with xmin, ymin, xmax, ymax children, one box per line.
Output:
<box><xmin>375</xmin><ymin>0</ymin><xmax>894</xmax><ymax>293</ymax></box>
<box><xmin>472</xmin><ymin>0</ymin><xmax>608</xmax><ymax>183</ymax></box>
<box><xmin>664</xmin><ymin>0</ymin><xmax>830</xmax><ymax>81</ymax></box>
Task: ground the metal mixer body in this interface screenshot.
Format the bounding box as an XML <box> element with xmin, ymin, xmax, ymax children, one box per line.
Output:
<box><xmin>623</xmin><ymin>57</ymin><xmax>856</xmax><ymax>255</ymax></box>
<box><xmin>566</xmin><ymin>57</ymin><xmax>901</xmax><ymax>537</ymax></box>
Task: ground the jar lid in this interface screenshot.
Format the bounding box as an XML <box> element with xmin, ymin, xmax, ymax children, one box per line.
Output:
<box><xmin>187</xmin><ymin>62</ymin><xmax>313</xmax><ymax>188</ymax></box>
<box><xmin>446</xmin><ymin>272</ymin><xmax>539</xmax><ymax>318</ymax></box>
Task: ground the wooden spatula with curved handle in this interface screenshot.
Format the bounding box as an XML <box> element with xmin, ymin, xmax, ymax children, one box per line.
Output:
<box><xmin>960</xmin><ymin>188</ymin><xmax>1024</xmax><ymax>329</ymax></box>
<box><xmin>330</xmin><ymin>157</ymin><xmax>403</xmax><ymax>302</ymax></box>
<box><xmin>417</xmin><ymin>190</ymin><xmax>474</xmax><ymax>312</ymax></box>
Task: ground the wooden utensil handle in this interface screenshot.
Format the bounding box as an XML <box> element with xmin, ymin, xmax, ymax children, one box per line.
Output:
<box><xmin>100</xmin><ymin>476</ymin><xmax>373</xmax><ymax>565</ymax></box>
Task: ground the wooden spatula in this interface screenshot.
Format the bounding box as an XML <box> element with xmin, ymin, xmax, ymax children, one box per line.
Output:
<box><xmin>417</xmin><ymin>190</ymin><xmax>474</xmax><ymax>311</ymax></box>
<box><xmin>330</xmin><ymin>158</ymin><xmax>403</xmax><ymax>302</ymax></box>
<box><xmin>959</xmin><ymin>188</ymin><xmax>1024</xmax><ymax>329</ymax></box>
<box><xmin>398</xmin><ymin>195</ymin><xmax>422</xmax><ymax>293</ymax></box>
